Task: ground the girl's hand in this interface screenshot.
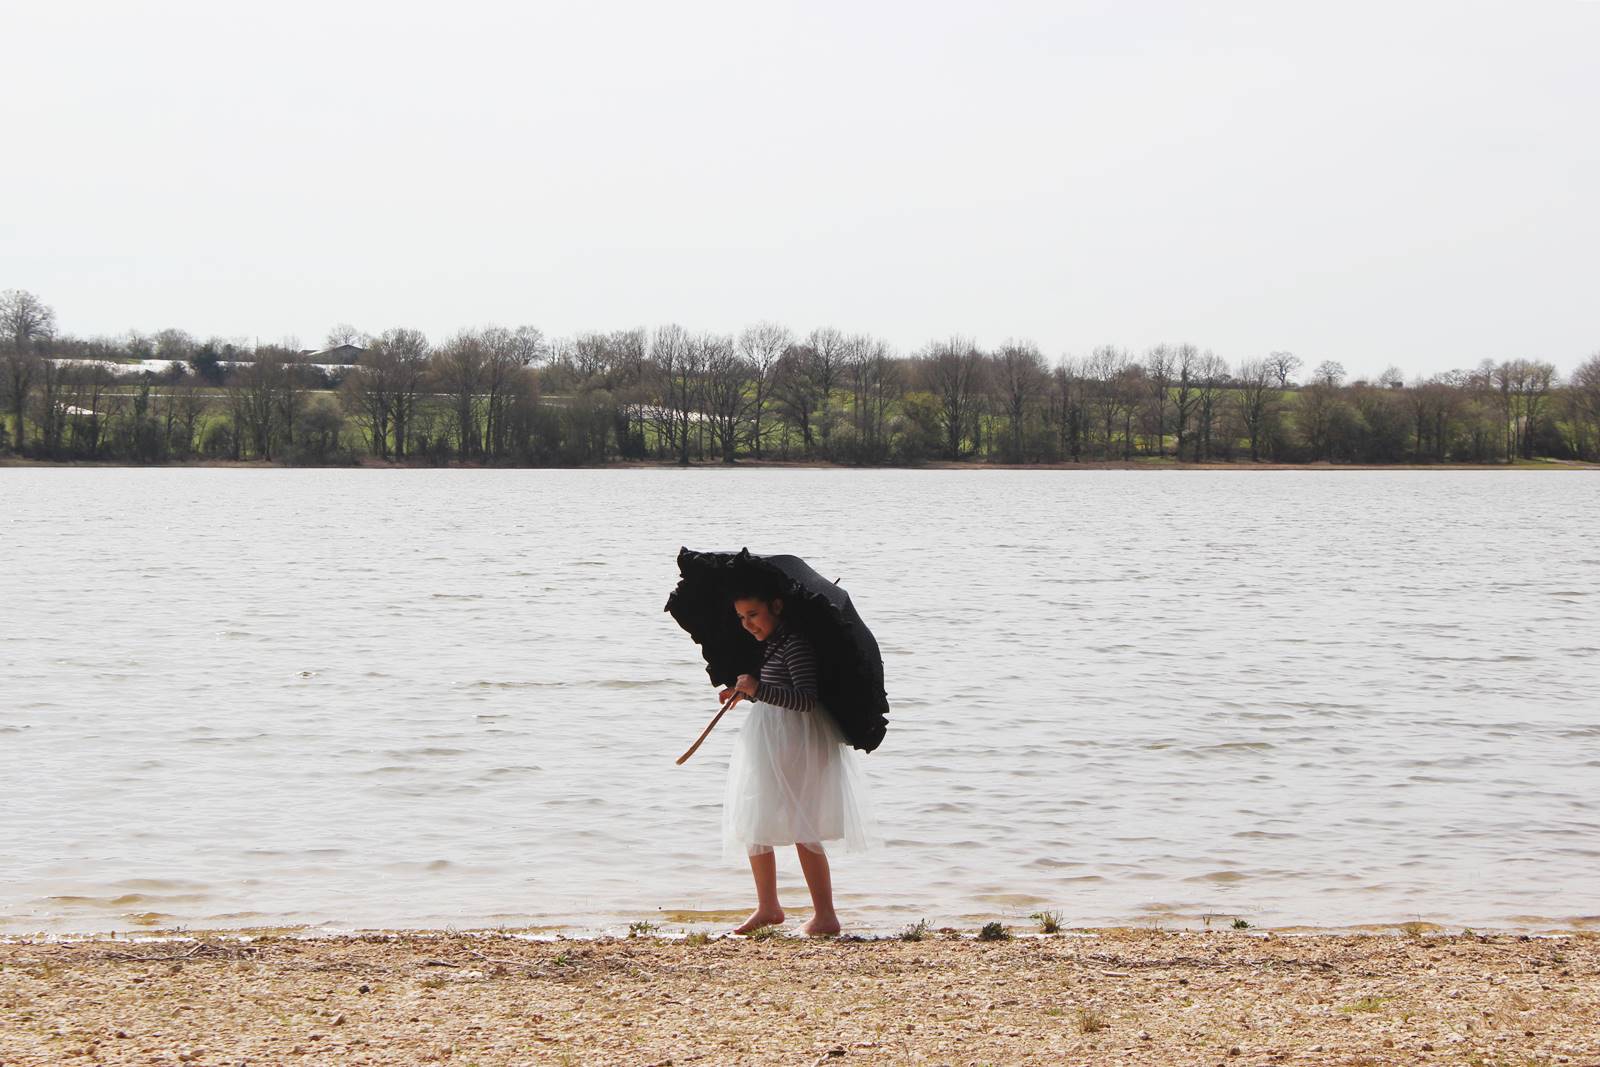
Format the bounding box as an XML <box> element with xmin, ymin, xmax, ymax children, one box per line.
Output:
<box><xmin>735</xmin><ymin>674</ymin><xmax>759</xmax><ymax>698</ymax></box>
<box><xmin>717</xmin><ymin>686</ymin><xmax>737</xmax><ymax>703</ymax></box>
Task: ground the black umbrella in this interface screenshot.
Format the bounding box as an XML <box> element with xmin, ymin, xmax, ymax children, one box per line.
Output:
<box><xmin>664</xmin><ymin>546</ymin><xmax>890</xmax><ymax>755</ymax></box>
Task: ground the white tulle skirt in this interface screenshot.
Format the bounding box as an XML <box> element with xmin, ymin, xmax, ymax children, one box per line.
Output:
<box><xmin>722</xmin><ymin>699</ymin><xmax>879</xmax><ymax>863</ymax></box>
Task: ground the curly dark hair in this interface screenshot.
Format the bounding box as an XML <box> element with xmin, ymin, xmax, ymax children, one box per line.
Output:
<box><xmin>729</xmin><ymin>572</ymin><xmax>784</xmax><ymax>606</ymax></box>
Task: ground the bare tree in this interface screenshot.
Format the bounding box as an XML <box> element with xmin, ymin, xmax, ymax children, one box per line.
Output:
<box><xmin>232</xmin><ymin>354</ymin><xmax>294</xmax><ymax>459</ymax></box>
<box><xmin>1492</xmin><ymin>359</ymin><xmax>1558</xmax><ymax>460</ymax></box>
<box><xmin>1194</xmin><ymin>351</ymin><xmax>1229</xmax><ymax>461</ymax></box>
<box><xmin>1523</xmin><ymin>361</ymin><xmax>1557</xmax><ymax>459</ymax></box>
<box><xmin>738</xmin><ymin>322</ymin><xmax>790</xmax><ymax>459</ymax></box>
<box><xmin>1234</xmin><ymin>357</ymin><xmax>1277</xmax><ymax>462</ymax></box>
<box><xmin>1049</xmin><ymin>358</ymin><xmax>1090</xmax><ymax>462</ymax></box>
<box><xmin>1087</xmin><ymin>345</ymin><xmax>1131</xmax><ymax>459</ymax></box>
<box><xmin>646</xmin><ymin>324</ymin><xmax>702</xmax><ymax>465</ymax></box>
<box><xmin>325</xmin><ymin>323</ymin><xmax>362</xmax><ymax>348</ymax></box>
<box><xmin>1404</xmin><ymin>371</ymin><xmax>1461</xmax><ymax>462</ymax></box>
<box><xmin>1143</xmin><ymin>344</ymin><xmax>1174</xmax><ymax>457</ymax></box>
<box><xmin>1</xmin><ymin>290</ymin><xmax>55</xmax><ymax>452</ymax></box>
<box><xmin>1267</xmin><ymin>351</ymin><xmax>1302</xmax><ymax>389</ymax></box>
<box><xmin>557</xmin><ymin>327</ymin><xmax>649</xmax><ymax>458</ymax></box>
<box><xmin>10</xmin><ymin>304</ymin><xmax>1586</xmax><ymax>468</ymax></box>
<box><xmin>495</xmin><ymin>360</ymin><xmax>543</xmax><ymax>462</ymax></box>
<box><xmin>546</xmin><ymin>333</ymin><xmax>607</xmax><ymax>461</ymax></box>
<box><xmin>840</xmin><ymin>333</ymin><xmax>877</xmax><ymax>451</ymax></box>
<box><xmin>994</xmin><ymin>340</ymin><xmax>1047</xmax><ymax>463</ymax></box>
<box><xmin>1</xmin><ymin>289</ymin><xmax>56</xmax><ymax>349</ymax></box>
<box><xmin>1</xmin><ymin>346</ymin><xmax>38</xmax><ymax>453</ymax></box>
<box><xmin>702</xmin><ymin>333</ymin><xmax>750</xmax><ymax>462</ymax></box>
<box><xmin>1492</xmin><ymin>360</ymin><xmax>1526</xmax><ymax>460</ymax></box>
<box><xmin>771</xmin><ymin>342</ymin><xmax>820</xmax><ymax>455</ymax></box>
<box><xmin>807</xmin><ymin>327</ymin><xmax>847</xmax><ymax>456</ymax></box>
<box><xmin>273</xmin><ymin>351</ymin><xmax>311</xmax><ymax>453</ymax></box>
<box><xmin>1297</xmin><ymin>378</ymin><xmax>1341</xmax><ymax>461</ymax></box>
<box><xmin>482</xmin><ymin>326</ymin><xmax>543</xmax><ymax>460</ymax></box>
<box><xmin>29</xmin><ymin>356</ymin><xmax>69</xmax><ymax>454</ymax></box>
<box><xmin>923</xmin><ymin>337</ymin><xmax>985</xmax><ymax>460</ymax></box>
<box><xmin>342</xmin><ymin>339</ymin><xmax>399</xmax><ymax>458</ymax></box>
<box><xmin>1458</xmin><ymin>359</ymin><xmax>1501</xmax><ymax>461</ymax></box>
<box><xmin>434</xmin><ymin>332</ymin><xmax>488</xmax><ymax>459</ymax></box>
<box><xmin>1569</xmin><ymin>353</ymin><xmax>1600</xmax><ymax>461</ymax></box>
<box><xmin>381</xmin><ymin>328</ymin><xmax>430</xmax><ymax>459</ymax></box>
<box><xmin>855</xmin><ymin>338</ymin><xmax>899</xmax><ymax>462</ymax></box>
<box><xmin>296</xmin><ymin>396</ymin><xmax>346</xmax><ymax>460</ymax></box>
<box><xmin>170</xmin><ymin>375</ymin><xmax>209</xmax><ymax>458</ymax></box>
<box><xmin>153</xmin><ymin>328</ymin><xmax>197</xmax><ymax>366</ymax></box>
<box><xmin>1172</xmin><ymin>344</ymin><xmax>1200</xmax><ymax>461</ymax></box>
<box><xmin>1113</xmin><ymin>362</ymin><xmax>1144</xmax><ymax>459</ymax></box>
<box><xmin>63</xmin><ymin>360</ymin><xmax>114</xmax><ymax>458</ymax></box>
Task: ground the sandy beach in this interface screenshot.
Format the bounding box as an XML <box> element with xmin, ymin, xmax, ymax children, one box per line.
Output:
<box><xmin>3</xmin><ymin>929</ymin><xmax>1597</xmax><ymax>1065</ymax></box>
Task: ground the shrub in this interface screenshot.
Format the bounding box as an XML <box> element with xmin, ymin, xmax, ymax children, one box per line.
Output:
<box><xmin>1030</xmin><ymin>911</ymin><xmax>1063</xmax><ymax>934</ymax></box>
<box><xmin>1075</xmin><ymin>1006</ymin><xmax>1106</xmax><ymax>1033</ymax></box>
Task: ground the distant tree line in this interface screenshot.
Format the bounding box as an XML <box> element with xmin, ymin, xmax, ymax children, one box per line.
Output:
<box><xmin>4</xmin><ymin>289</ymin><xmax>1598</xmax><ymax>466</ymax></box>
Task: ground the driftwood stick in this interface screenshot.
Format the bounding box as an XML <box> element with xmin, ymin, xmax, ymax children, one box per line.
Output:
<box><xmin>676</xmin><ymin>691</ymin><xmax>743</xmax><ymax>765</ymax></box>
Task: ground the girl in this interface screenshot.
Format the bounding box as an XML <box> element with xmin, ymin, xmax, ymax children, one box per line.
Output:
<box><xmin>720</xmin><ymin>586</ymin><xmax>877</xmax><ymax>936</ymax></box>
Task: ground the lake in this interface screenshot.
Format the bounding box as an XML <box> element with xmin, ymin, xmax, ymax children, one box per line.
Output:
<box><xmin>1</xmin><ymin>468</ymin><xmax>1596</xmax><ymax>935</ymax></box>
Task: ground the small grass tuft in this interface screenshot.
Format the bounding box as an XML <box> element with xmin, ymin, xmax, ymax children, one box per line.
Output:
<box><xmin>899</xmin><ymin>919</ymin><xmax>932</xmax><ymax>942</ymax></box>
<box><xmin>978</xmin><ymin>921</ymin><xmax>1011</xmax><ymax>942</ymax></box>
<box><xmin>1075</xmin><ymin>1006</ymin><xmax>1106</xmax><ymax>1033</ymax></box>
<box><xmin>1030</xmin><ymin>910</ymin><xmax>1063</xmax><ymax>934</ymax></box>
<box><xmin>627</xmin><ymin>920</ymin><xmax>660</xmax><ymax>939</ymax></box>
<box><xmin>746</xmin><ymin>925</ymin><xmax>784</xmax><ymax>941</ymax></box>
<box><xmin>1340</xmin><ymin>996</ymin><xmax>1388</xmax><ymax>1014</ymax></box>
<box><xmin>683</xmin><ymin>931</ymin><xmax>711</xmax><ymax>947</ymax></box>
<box><xmin>1231</xmin><ymin>918</ymin><xmax>1252</xmax><ymax>929</ymax></box>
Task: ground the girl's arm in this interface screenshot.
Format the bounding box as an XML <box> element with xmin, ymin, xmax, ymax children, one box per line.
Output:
<box><xmin>755</xmin><ymin>636</ymin><xmax>819</xmax><ymax>713</ymax></box>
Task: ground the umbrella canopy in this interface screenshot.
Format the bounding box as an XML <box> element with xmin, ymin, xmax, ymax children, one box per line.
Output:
<box><xmin>664</xmin><ymin>547</ymin><xmax>889</xmax><ymax>753</ymax></box>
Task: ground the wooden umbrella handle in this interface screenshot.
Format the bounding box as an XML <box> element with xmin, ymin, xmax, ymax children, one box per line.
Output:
<box><xmin>676</xmin><ymin>692</ymin><xmax>743</xmax><ymax>765</ymax></box>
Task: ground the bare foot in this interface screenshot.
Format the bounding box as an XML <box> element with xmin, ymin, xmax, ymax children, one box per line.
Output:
<box><xmin>801</xmin><ymin>915</ymin><xmax>841</xmax><ymax>937</ymax></box>
<box><xmin>733</xmin><ymin>907</ymin><xmax>785</xmax><ymax>935</ymax></box>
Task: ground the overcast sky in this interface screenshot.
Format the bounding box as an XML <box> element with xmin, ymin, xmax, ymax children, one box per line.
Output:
<box><xmin>4</xmin><ymin>0</ymin><xmax>1596</xmax><ymax>380</ymax></box>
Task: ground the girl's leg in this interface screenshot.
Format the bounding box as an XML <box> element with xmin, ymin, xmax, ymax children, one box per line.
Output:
<box><xmin>733</xmin><ymin>848</ymin><xmax>785</xmax><ymax>934</ymax></box>
<box><xmin>795</xmin><ymin>843</ymin><xmax>840</xmax><ymax>936</ymax></box>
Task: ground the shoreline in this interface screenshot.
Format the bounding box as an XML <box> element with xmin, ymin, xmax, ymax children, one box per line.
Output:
<box><xmin>4</xmin><ymin>929</ymin><xmax>1595</xmax><ymax>1064</ymax></box>
<box><xmin>7</xmin><ymin>913</ymin><xmax>1600</xmax><ymax>944</ymax></box>
<box><xmin>3</xmin><ymin>455</ymin><xmax>1596</xmax><ymax>472</ymax></box>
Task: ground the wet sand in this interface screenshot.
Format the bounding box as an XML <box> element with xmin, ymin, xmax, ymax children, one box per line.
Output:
<box><xmin>3</xmin><ymin>929</ymin><xmax>1597</xmax><ymax>1065</ymax></box>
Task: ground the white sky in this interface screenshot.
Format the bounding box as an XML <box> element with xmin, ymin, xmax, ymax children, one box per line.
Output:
<box><xmin>4</xmin><ymin>0</ymin><xmax>1596</xmax><ymax>380</ymax></box>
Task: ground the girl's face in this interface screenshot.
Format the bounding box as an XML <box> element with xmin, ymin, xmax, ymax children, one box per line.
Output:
<box><xmin>734</xmin><ymin>596</ymin><xmax>783</xmax><ymax>642</ymax></box>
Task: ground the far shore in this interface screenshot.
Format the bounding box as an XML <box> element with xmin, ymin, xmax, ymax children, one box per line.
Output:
<box><xmin>3</xmin><ymin>929</ymin><xmax>1595</xmax><ymax>1065</ymax></box>
<box><xmin>3</xmin><ymin>455</ymin><xmax>1596</xmax><ymax>472</ymax></box>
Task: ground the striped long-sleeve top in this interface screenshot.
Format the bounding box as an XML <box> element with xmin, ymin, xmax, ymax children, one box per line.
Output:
<box><xmin>755</xmin><ymin>624</ymin><xmax>819</xmax><ymax>713</ymax></box>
